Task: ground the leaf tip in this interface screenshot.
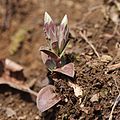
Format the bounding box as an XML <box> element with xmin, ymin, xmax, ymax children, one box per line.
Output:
<box><xmin>44</xmin><ymin>12</ymin><xmax>52</xmax><ymax>24</ymax></box>
<box><xmin>61</xmin><ymin>14</ymin><xmax>68</xmax><ymax>25</ymax></box>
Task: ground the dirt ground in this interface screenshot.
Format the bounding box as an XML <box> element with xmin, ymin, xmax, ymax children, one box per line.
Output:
<box><xmin>0</xmin><ymin>0</ymin><xmax>120</xmax><ymax>120</ymax></box>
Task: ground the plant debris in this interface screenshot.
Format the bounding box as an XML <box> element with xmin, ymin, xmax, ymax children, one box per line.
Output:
<box><xmin>0</xmin><ymin>59</ymin><xmax>37</xmax><ymax>96</ymax></box>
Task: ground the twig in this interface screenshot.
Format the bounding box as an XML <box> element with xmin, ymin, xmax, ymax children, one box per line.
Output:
<box><xmin>79</xmin><ymin>30</ymin><xmax>100</xmax><ymax>59</ymax></box>
<box><xmin>109</xmin><ymin>74</ymin><xmax>120</xmax><ymax>120</ymax></box>
<box><xmin>107</xmin><ymin>63</ymin><xmax>120</xmax><ymax>72</ymax></box>
<box><xmin>109</xmin><ymin>73</ymin><xmax>120</xmax><ymax>120</ymax></box>
<box><xmin>109</xmin><ymin>93</ymin><xmax>120</xmax><ymax>120</ymax></box>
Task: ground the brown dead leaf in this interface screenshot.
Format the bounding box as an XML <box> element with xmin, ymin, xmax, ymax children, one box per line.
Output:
<box><xmin>68</xmin><ymin>81</ymin><xmax>83</xmax><ymax>97</ymax></box>
<box><xmin>90</xmin><ymin>93</ymin><xmax>100</xmax><ymax>102</ymax></box>
<box><xmin>0</xmin><ymin>59</ymin><xmax>37</xmax><ymax>96</ymax></box>
<box><xmin>36</xmin><ymin>85</ymin><xmax>61</xmax><ymax>112</ymax></box>
<box><xmin>5</xmin><ymin>59</ymin><xmax>23</xmax><ymax>72</ymax></box>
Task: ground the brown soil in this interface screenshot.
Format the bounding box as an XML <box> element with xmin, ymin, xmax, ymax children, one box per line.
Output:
<box><xmin>0</xmin><ymin>0</ymin><xmax>120</xmax><ymax>120</ymax></box>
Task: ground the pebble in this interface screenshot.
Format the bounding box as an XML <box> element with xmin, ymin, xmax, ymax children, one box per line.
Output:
<box><xmin>35</xmin><ymin>115</ymin><xmax>39</xmax><ymax>120</ymax></box>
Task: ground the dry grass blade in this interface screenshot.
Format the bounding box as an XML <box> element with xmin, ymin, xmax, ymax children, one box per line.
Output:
<box><xmin>79</xmin><ymin>30</ymin><xmax>100</xmax><ymax>59</ymax></box>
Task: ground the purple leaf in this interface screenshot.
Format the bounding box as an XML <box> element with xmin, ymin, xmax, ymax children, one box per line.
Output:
<box><xmin>36</xmin><ymin>85</ymin><xmax>61</xmax><ymax>112</ymax></box>
<box><xmin>44</xmin><ymin>12</ymin><xmax>58</xmax><ymax>44</ymax></box>
<box><xmin>40</xmin><ymin>50</ymin><xmax>49</xmax><ymax>64</ymax></box>
<box><xmin>40</xmin><ymin>51</ymin><xmax>56</xmax><ymax>71</ymax></box>
<box><xmin>54</xmin><ymin>63</ymin><xmax>74</xmax><ymax>77</ymax></box>
<box><xmin>58</xmin><ymin>15</ymin><xmax>69</xmax><ymax>53</ymax></box>
<box><xmin>40</xmin><ymin>49</ymin><xmax>59</xmax><ymax>60</ymax></box>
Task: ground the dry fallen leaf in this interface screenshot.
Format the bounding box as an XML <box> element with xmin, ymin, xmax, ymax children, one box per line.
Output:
<box><xmin>36</xmin><ymin>85</ymin><xmax>61</xmax><ymax>112</ymax></box>
<box><xmin>5</xmin><ymin>59</ymin><xmax>23</xmax><ymax>72</ymax></box>
<box><xmin>68</xmin><ymin>81</ymin><xmax>83</xmax><ymax>104</ymax></box>
<box><xmin>100</xmin><ymin>54</ymin><xmax>113</xmax><ymax>63</ymax></box>
<box><xmin>68</xmin><ymin>81</ymin><xmax>83</xmax><ymax>97</ymax></box>
<box><xmin>90</xmin><ymin>93</ymin><xmax>100</xmax><ymax>102</ymax></box>
<box><xmin>0</xmin><ymin>59</ymin><xmax>37</xmax><ymax>96</ymax></box>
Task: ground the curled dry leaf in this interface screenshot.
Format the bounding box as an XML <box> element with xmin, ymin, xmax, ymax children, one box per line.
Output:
<box><xmin>68</xmin><ymin>81</ymin><xmax>83</xmax><ymax>97</ymax></box>
<box><xmin>5</xmin><ymin>59</ymin><xmax>23</xmax><ymax>72</ymax></box>
<box><xmin>0</xmin><ymin>59</ymin><xmax>37</xmax><ymax>96</ymax></box>
<box><xmin>36</xmin><ymin>85</ymin><xmax>61</xmax><ymax>112</ymax></box>
<box><xmin>54</xmin><ymin>63</ymin><xmax>74</xmax><ymax>77</ymax></box>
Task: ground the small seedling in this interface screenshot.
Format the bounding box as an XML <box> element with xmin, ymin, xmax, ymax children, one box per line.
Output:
<box><xmin>40</xmin><ymin>12</ymin><xmax>74</xmax><ymax>77</ymax></box>
<box><xmin>36</xmin><ymin>12</ymin><xmax>75</xmax><ymax>113</ymax></box>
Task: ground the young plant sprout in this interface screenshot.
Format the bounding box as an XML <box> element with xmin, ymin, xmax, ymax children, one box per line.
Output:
<box><xmin>36</xmin><ymin>12</ymin><xmax>75</xmax><ymax>113</ymax></box>
<box><xmin>40</xmin><ymin>12</ymin><xmax>74</xmax><ymax>77</ymax></box>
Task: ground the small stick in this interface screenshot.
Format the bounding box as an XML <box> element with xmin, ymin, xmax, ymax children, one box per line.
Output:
<box><xmin>109</xmin><ymin>75</ymin><xmax>120</xmax><ymax>120</ymax></box>
<box><xmin>107</xmin><ymin>63</ymin><xmax>120</xmax><ymax>72</ymax></box>
<box><xmin>109</xmin><ymin>93</ymin><xmax>120</xmax><ymax>120</ymax></box>
<box><xmin>79</xmin><ymin>30</ymin><xmax>100</xmax><ymax>59</ymax></box>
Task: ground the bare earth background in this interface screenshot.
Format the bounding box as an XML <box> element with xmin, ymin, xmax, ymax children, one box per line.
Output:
<box><xmin>0</xmin><ymin>0</ymin><xmax>120</xmax><ymax>120</ymax></box>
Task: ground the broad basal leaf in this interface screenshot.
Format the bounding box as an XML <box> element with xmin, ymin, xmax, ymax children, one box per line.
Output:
<box><xmin>36</xmin><ymin>85</ymin><xmax>61</xmax><ymax>112</ymax></box>
<box><xmin>54</xmin><ymin>63</ymin><xmax>74</xmax><ymax>77</ymax></box>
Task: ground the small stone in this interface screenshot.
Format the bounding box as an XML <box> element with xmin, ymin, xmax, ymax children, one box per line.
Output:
<box><xmin>87</xmin><ymin>31</ymin><xmax>93</xmax><ymax>37</ymax></box>
<box><xmin>21</xmin><ymin>103</ymin><xmax>26</xmax><ymax>107</ymax></box>
<box><xmin>94</xmin><ymin>24</ymin><xmax>100</xmax><ymax>29</ymax></box>
<box><xmin>101</xmin><ymin>46</ymin><xmax>108</xmax><ymax>53</ymax></box>
<box><xmin>35</xmin><ymin>115</ymin><xmax>39</xmax><ymax>120</ymax></box>
<box><xmin>65</xmin><ymin>98</ymin><xmax>68</xmax><ymax>102</ymax></box>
